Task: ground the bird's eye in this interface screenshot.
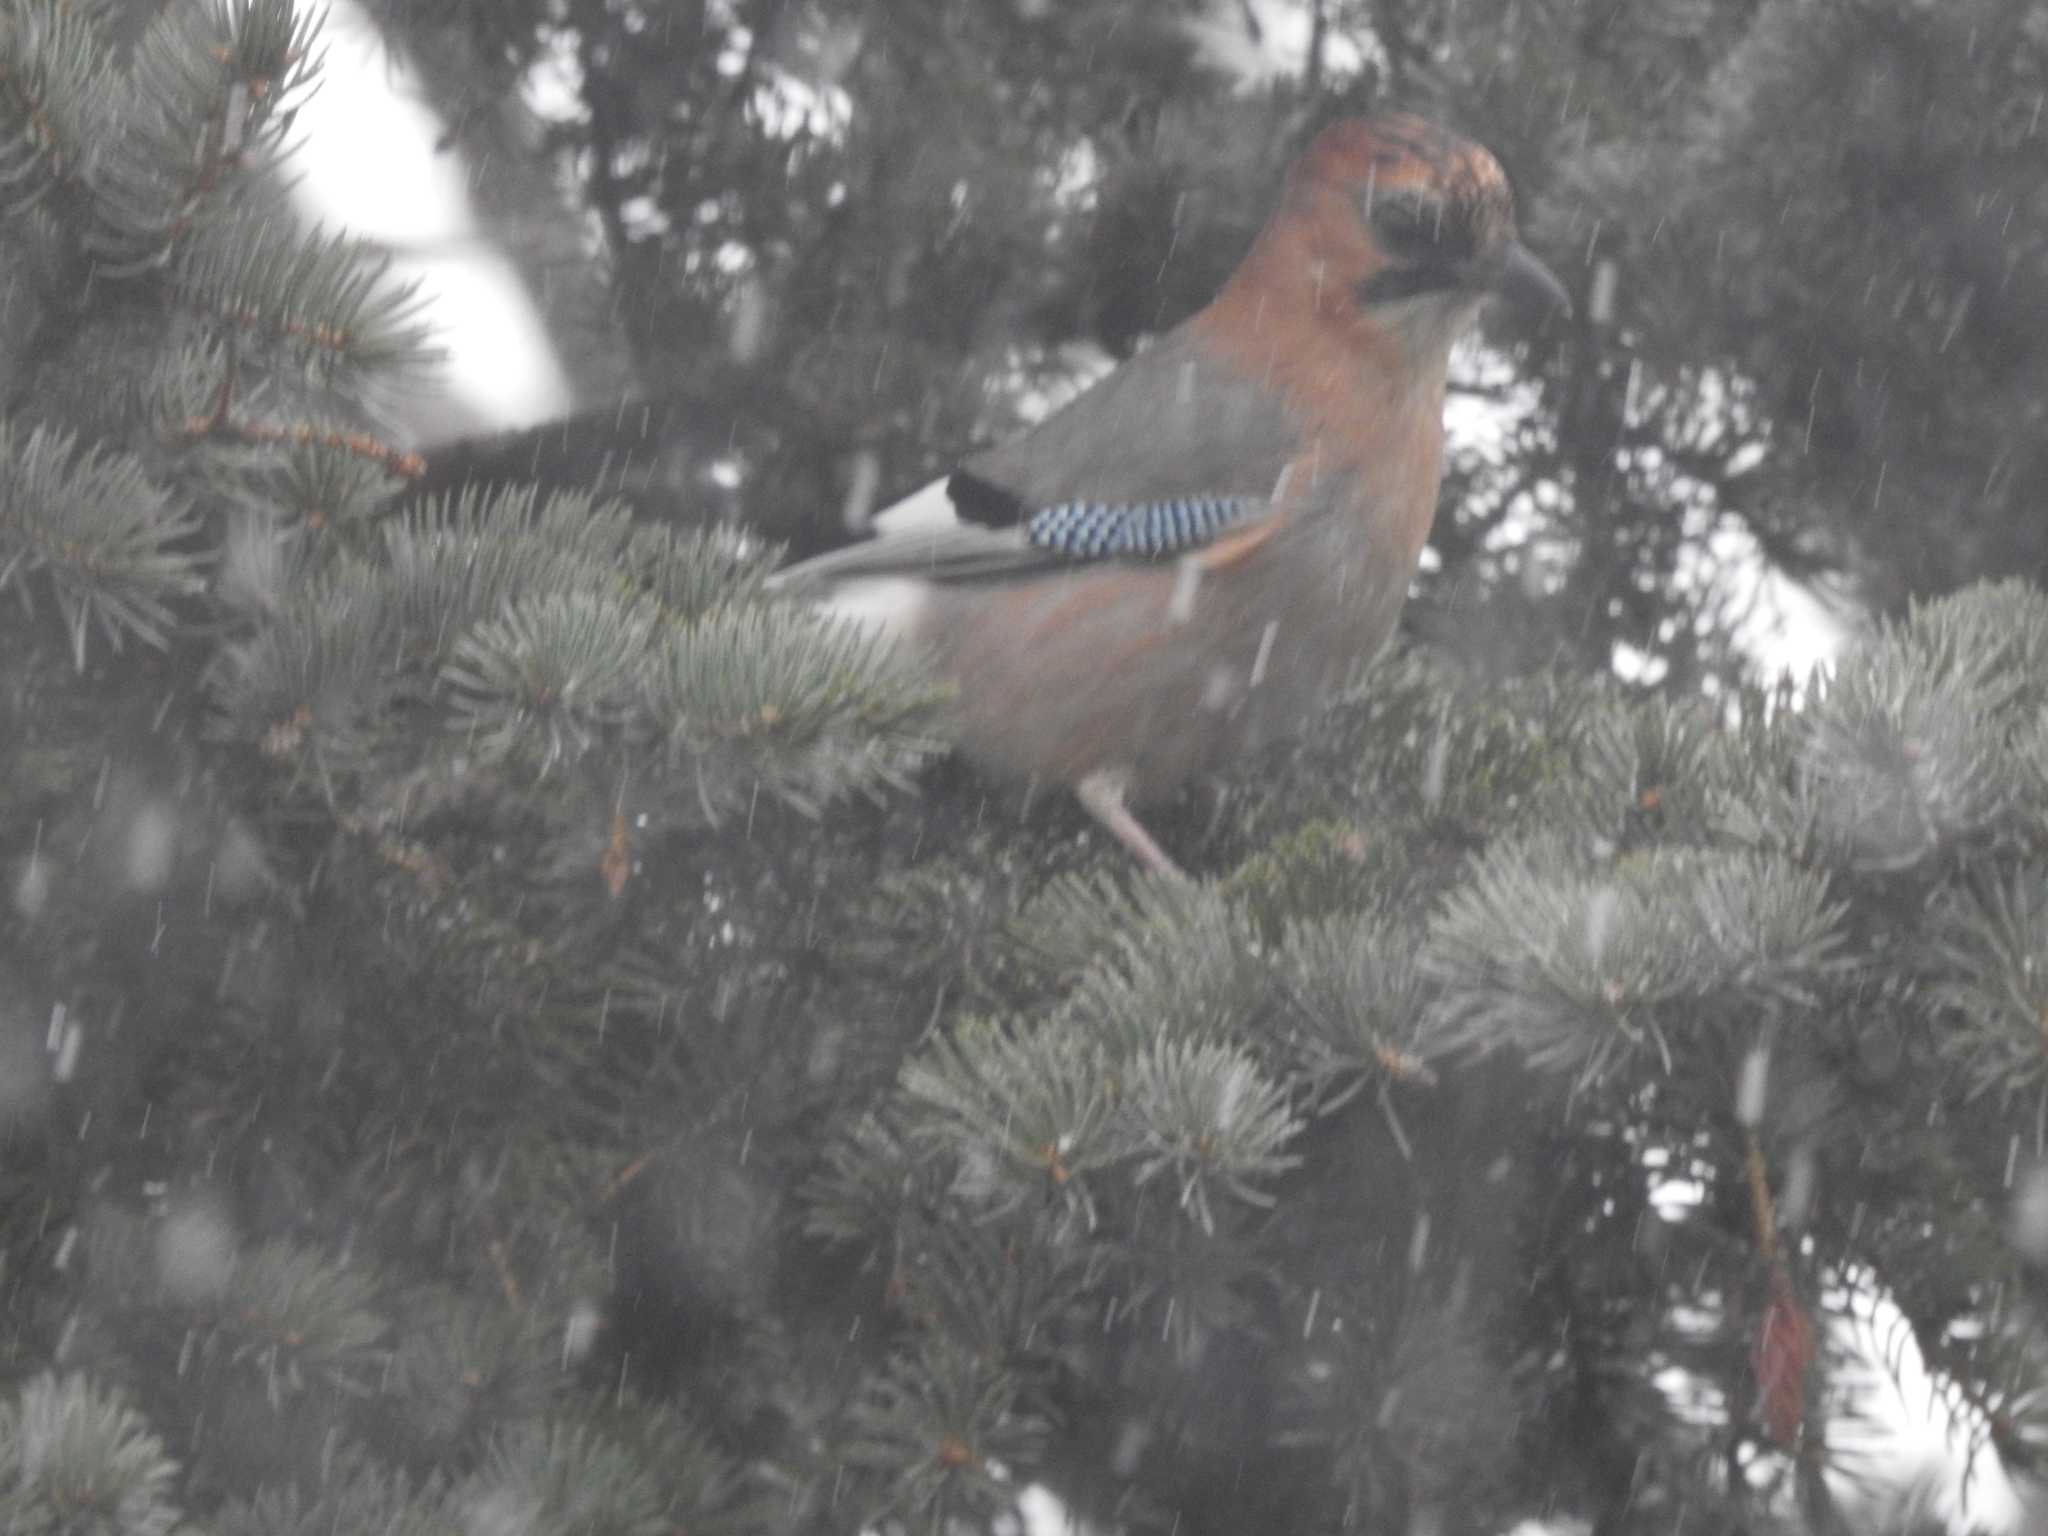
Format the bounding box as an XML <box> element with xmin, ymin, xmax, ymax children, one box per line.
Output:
<box><xmin>1369</xmin><ymin>195</ymin><xmax>1445</xmax><ymax>254</ymax></box>
<box><xmin>1356</xmin><ymin>194</ymin><xmax>1478</xmax><ymax>306</ymax></box>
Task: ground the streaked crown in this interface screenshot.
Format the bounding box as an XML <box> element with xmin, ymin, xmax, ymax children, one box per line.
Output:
<box><xmin>1295</xmin><ymin>113</ymin><xmax>1517</xmax><ymax>266</ymax></box>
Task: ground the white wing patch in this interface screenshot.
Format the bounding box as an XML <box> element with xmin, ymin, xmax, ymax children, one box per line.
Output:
<box><xmin>871</xmin><ymin>477</ymin><xmax>962</xmax><ymax>536</ymax></box>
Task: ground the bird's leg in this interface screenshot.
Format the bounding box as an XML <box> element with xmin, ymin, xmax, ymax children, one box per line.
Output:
<box><xmin>1075</xmin><ymin>771</ymin><xmax>1185</xmax><ymax>880</ymax></box>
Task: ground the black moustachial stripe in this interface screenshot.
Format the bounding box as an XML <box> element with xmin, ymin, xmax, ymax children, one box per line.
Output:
<box><xmin>1358</xmin><ymin>263</ymin><xmax>1462</xmax><ymax>306</ymax></box>
<box><xmin>1024</xmin><ymin>496</ymin><xmax>1257</xmax><ymax>560</ymax></box>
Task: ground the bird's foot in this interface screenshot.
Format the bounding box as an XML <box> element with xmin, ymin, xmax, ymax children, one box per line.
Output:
<box><xmin>1075</xmin><ymin>771</ymin><xmax>1187</xmax><ymax>881</ymax></box>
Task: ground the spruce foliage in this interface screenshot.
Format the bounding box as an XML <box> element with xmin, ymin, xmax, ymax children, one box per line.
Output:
<box><xmin>2</xmin><ymin>4</ymin><xmax>2044</xmax><ymax>1536</ymax></box>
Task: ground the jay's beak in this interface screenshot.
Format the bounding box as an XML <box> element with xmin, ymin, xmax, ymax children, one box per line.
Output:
<box><xmin>1495</xmin><ymin>241</ymin><xmax>1573</xmax><ymax>319</ymax></box>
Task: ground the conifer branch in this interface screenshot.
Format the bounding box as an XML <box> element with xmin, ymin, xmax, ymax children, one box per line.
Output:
<box><xmin>173</xmin><ymin>221</ymin><xmax>438</xmax><ymax>385</ymax></box>
<box><xmin>0</xmin><ymin>0</ymin><xmax>117</xmax><ymax>221</ymax></box>
<box><xmin>0</xmin><ymin>1374</ymin><xmax>182</xmax><ymax>1536</ymax></box>
<box><xmin>90</xmin><ymin>0</ymin><xmax>319</xmax><ymax>266</ymax></box>
<box><xmin>0</xmin><ymin>421</ymin><xmax>204</xmax><ymax>666</ymax></box>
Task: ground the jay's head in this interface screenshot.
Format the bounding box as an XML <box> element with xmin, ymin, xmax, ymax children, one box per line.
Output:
<box><xmin>1252</xmin><ymin>114</ymin><xmax>1570</xmax><ymax>353</ymax></box>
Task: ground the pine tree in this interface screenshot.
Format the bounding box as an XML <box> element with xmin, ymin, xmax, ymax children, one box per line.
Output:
<box><xmin>3</xmin><ymin>4</ymin><xmax>2045</xmax><ymax>1536</ymax></box>
<box><xmin>2</xmin><ymin>2</ymin><xmax>931</xmax><ymax>1530</ymax></box>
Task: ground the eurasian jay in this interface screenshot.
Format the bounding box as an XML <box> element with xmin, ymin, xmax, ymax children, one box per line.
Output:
<box><xmin>772</xmin><ymin>115</ymin><xmax>1569</xmax><ymax>876</ymax></box>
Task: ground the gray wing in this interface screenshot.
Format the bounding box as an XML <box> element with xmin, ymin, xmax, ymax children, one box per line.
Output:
<box><xmin>772</xmin><ymin>325</ymin><xmax>1300</xmax><ymax>589</ymax></box>
<box><xmin>955</xmin><ymin>324</ymin><xmax>1299</xmax><ymax>517</ymax></box>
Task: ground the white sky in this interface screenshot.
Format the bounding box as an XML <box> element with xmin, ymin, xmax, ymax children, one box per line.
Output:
<box><xmin>288</xmin><ymin>0</ymin><xmax>572</xmax><ymax>431</ymax></box>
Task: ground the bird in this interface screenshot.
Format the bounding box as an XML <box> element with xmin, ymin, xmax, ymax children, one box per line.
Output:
<box><xmin>770</xmin><ymin>114</ymin><xmax>1569</xmax><ymax>877</ymax></box>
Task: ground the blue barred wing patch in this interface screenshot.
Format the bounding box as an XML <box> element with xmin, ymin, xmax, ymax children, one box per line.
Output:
<box><xmin>1023</xmin><ymin>496</ymin><xmax>1259</xmax><ymax>560</ymax></box>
